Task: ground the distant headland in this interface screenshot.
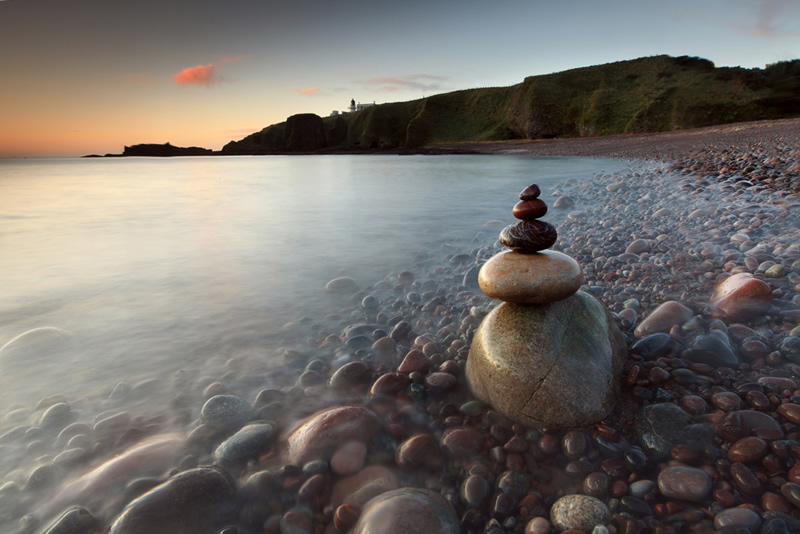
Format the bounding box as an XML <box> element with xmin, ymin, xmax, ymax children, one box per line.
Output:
<box><xmin>85</xmin><ymin>55</ymin><xmax>800</xmax><ymax>158</ymax></box>
<box><xmin>83</xmin><ymin>142</ymin><xmax>214</xmax><ymax>158</ymax></box>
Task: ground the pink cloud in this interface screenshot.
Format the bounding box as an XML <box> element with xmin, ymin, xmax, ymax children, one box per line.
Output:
<box><xmin>367</xmin><ymin>74</ymin><xmax>447</xmax><ymax>92</ymax></box>
<box><xmin>293</xmin><ymin>87</ymin><xmax>321</xmax><ymax>96</ymax></box>
<box><xmin>174</xmin><ymin>64</ymin><xmax>218</xmax><ymax>87</ymax></box>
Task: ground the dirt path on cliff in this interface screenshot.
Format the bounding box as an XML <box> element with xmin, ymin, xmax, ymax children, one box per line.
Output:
<box><xmin>428</xmin><ymin>118</ymin><xmax>800</xmax><ymax>160</ymax></box>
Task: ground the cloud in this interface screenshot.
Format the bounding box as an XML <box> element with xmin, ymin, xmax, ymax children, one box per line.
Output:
<box><xmin>174</xmin><ymin>64</ymin><xmax>218</xmax><ymax>87</ymax></box>
<box><xmin>731</xmin><ymin>0</ymin><xmax>794</xmax><ymax>38</ymax></box>
<box><xmin>293</xmin><ymin>87</ymin><xmax>321</xmax><ymax>96</ymax></box>
<box><xmin>366</xmin><ymin>74</ymin><xmax>447</xmax><ymax>92</ymax></box>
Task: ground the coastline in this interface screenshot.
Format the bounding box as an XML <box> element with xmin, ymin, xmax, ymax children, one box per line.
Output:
<box><xmin>430</xmin><ymin>117</ymin><xmax>800</xmax><ymax>161</ymax></box>
<box><xmin>11</xmin><ymin>125</ymin><xmax>800</xmax><ymax>533</ymax></box>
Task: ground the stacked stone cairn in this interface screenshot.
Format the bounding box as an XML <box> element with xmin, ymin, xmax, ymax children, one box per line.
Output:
<box><xmin>466</xmin><ymin>184</ymin><xmax>628</xmax><ymax>427</ymax></box>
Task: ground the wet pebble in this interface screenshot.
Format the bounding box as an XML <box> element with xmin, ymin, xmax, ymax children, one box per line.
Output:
<box><xmin>657</xmin><ymin>466</ymin><xmax>712</xmax><ymax>502</ymax></box>
<box><xmin>331</xmin><ymin>440</ymin><xmax>367</xmax><ymax>475</ymax></box>
<box><xmin>200</xmin><ymin>395</ymin><xmax>252</xmax><ymax>431</ymax></box>
<box><xmin>550</xmin><ymin>494</ymin><xmax>610</xmax><ymax>533</ymax></box>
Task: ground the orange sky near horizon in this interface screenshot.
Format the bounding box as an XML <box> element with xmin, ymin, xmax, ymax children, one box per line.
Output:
<box><xmin>1</xmin><ymin>0</ymin><xmax>798</xmax><ymax>158</ymax></box>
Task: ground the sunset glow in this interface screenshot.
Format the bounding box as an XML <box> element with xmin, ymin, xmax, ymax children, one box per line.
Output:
<box><xmin>1</xmin><ymin>0</ymin><xmax>798</xmax><ymax>157</ymax></box>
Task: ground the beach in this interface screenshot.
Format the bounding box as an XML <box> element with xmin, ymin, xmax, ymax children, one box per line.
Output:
<box><xmin>6</xmin><ymin>118</ymin><xmax>800</xmax><ymax>534</ymax></box>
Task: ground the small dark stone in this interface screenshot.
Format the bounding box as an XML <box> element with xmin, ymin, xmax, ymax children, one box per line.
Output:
<box><xmin>519</xmin><ymin>184</ymin><xmax>541</xmax><ymax>200</ymax></box>
<box><xmin>499</xmin><ymin>220</ymin><xmax>557</xmax><ymax>253</ymax></box>
<box><xmin>631</xmin><ymin>334</ymin><xmax>674</xmax><ymax>359</ymax></box>
<box><xmin>460</xmin><ymin>475</ymin><xmax>490</xmax><ymax>508</ymax></box>
<box><xmin>620</xmin><ymin>496</ymin><xmax>651</xmax><ymax>517</ymax></box>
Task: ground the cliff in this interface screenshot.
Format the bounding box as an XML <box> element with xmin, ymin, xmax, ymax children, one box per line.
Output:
<box><xmin>222</xmin><ymin>55</ymin><xmax>800</xmax><ymax>155</ymax></box>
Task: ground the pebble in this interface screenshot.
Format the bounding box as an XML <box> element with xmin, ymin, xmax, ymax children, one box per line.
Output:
<box><xmin>478</xmin><ymin>249</ymin><xmax>583</xmax><ymax>304</ymax></box>
<box><xmin>349</xmin><ymin>488</ymin><xmax>460</xmax><ymax>534</ymax></box>
<box><xmin>200</xmin><ymin>395</ymin><xmax>252</xmax><ymax>431</ymax></box>
<box><xmin>325</xmin><ymin>277</ymin><xmax>359</xmax><ymax>294</ymax></box>
<box><xmin>499</xmin><ymin>220</ymin><xmax>558</xmax><ymax>253</ymax></box>
<box><xmin>727</xmin><ymin>436</ymin><xmax>769</xmax><ymax>463</ymax></box>
<box><xmin>657</xmin><ymin>466</ymin><xmax>712</xmax><ymax>502</ymax></box>
<box><xmin>41</xmin><ymin>506</ymin><xmax>96</xmax><ymax>534</ymax></box>
<box><xmin>213</xmin><ymin>423</ymin><xmax>275</xmax><ymax>470</ymax></box>
<box><xmin>107</xmin><ymin>467</ymin><xmax>236</xmax><ymax>533</ymax></box>
<box><xmin>713</xmin><ymin>507</ymin><xmax>762</xmax><ymax>533</ymax></box>
<box><xmin>330</xmin><ymin>465</ymin><xmax>399</xmax><ymax>509</ymax></box>
<box><xmin>286</xmin><ymin>405</ymin><xmax>380</xmax><ymax>465</ymax></box>
<box><xmin>441</xmin><ymin>427</ymin><xmax>484</xmax><ymax>458</ymax></box>
<box><xmin>709</xmin><ymin>272</ymin><xmax>772</xmax><ymax>322</ymax></box>
<box><xmin>633</xmin><ymin>301</ymin><xmax>693</xmax><ymax>338</ymax></box>
<box><xmin>330</xmin><ymin>440</ymin><xmax>367</xmax><ymax>475</ymax></box>
<box><xmin>550</xmin><ymin>494</ymin><xmax>611</xmax><ymax>533</ymax></box>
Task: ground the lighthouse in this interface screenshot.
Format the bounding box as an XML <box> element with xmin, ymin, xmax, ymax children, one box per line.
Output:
<box><xmin>349</xmin><ymin>98</ymin><xmax>356</xmax><ymax>113</ymax></box>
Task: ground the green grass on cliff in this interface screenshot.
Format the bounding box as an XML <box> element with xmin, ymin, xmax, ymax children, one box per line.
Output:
<box><xmin>222</xmin><ymin>55</ymin><xmax>800</xmax><ymax>154</ymax></box>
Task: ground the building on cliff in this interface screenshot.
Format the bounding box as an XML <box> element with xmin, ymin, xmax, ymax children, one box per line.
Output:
<box><xmin>330</xmin><ymin>98</ymin><xmax>375</xmax><ymax>116</ymax></box>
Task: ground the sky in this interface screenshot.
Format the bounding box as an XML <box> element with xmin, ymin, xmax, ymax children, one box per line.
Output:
<box><xmin>0</xmin><ymin>0</ymin><xmax>798</xmax><ymax>157</ymax></box>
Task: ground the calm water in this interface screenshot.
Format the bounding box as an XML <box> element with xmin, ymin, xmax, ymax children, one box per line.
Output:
<box><xmin>0</xmin><ymin>155</ymin><xmax>625</xmax><ymax>410</ymax></box>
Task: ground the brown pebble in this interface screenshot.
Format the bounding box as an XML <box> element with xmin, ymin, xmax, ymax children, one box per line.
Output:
<box><xmin>395</xmin><ymin>434</ymin><xmax>437</xmax><ymax>470</ymax></box>
<box><xmin>334</xmin><ymin>503</ymin><xmax>361</xmax><ymax>531</ymax></box>
<box><xmin>499</xmin><ymin>220</ymin><xmax>557</xmax><ymax>253</ymax></box>
<box><xmin>730</xmin><ymin>462</ymin><xmax>762</xmax><ymax>496</ymax></box>
<box><xmin>728</xmin><ymin>436</ymin><xmax>769</xmax><ymax>463</ymax></box>
<box><xmin>513</xmin><ymin>199</ymin><xmax>548</xmax><ymax>220</ymax></box>
<box><xmin>777</xmin><ymin>403</ymin><xmax>800</xmax><ymax>424</ymax></box>
<box><xmin>519</xmin><ymin>184</ymin><xmax>541</xmax><ymax>200</ymax></box>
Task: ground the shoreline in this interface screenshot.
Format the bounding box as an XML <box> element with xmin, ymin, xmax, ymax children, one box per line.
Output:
<box><xmin>430</xmin><ymin>117</ymin><xmax>800</xmax><ymax>161</ymax></box>
<box><xmin>9</xmin><ymin>129</ymin><xmax>800</xmax><ymax>533</ymax></box>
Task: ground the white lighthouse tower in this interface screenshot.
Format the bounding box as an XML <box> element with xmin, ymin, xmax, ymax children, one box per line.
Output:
<box><xmin>348</xmin><ymin>98</ymin><xmax>356</xmax><ymax>113</ymax></box>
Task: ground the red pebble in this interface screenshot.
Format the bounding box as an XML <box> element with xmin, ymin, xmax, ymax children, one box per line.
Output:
<box><xmin>333</xmin><ymin>503</ymin><xmax>361</xmax><ymax>532</ymax></box>
<box><xmin>512</xmin><ymin>199</ymin><xmax>548</xmax><ymax>220</ymax></box>
<box><xmin>519</xmin><ymin>184</ymin><xmax>541</xmax><ymax>200</ymax></box>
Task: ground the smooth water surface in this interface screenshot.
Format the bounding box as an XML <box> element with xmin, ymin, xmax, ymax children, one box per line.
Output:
<box><xmin>0</xmin><ymin>155</ymin><xmax>625</xmax><ymax>409</ymax></box>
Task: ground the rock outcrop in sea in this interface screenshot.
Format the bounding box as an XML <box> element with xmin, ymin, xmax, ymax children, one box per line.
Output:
<box><xmin>467</xmin><ymin>184</ymin><xmax>627</xmax><ymax>427</ymax></box>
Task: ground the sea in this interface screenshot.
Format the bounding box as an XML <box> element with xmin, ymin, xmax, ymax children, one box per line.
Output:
<box><xmin>0</xmin><ymin>154</ymin><xmax>629</xmax><ymax>526</ymax></box>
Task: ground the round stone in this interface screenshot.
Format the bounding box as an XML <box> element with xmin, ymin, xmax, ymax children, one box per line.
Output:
<box><xmin>550</xmin><ymin>494</ymin><xmax>610</xmax><ymax>533</ymax></box>
<box><xmin>286</xmin><ymin>405</ymin><xmax>380</xmax><ymax>465</ymax></box>
<box><xmin>107</xmin><ymin>467</ymin><xmax>236</xmax><ymax>533</ymax></box>
<box><xmin>519</xmin><ymin>184</ymin><xmax>541</xmax><ymax>200</ymax></box>
<box><xmin>325</xmin><ymin>277</ymin><xmax>359</xmax><ymax>294</ymax></box>
<box><xmin>441</xmin><ymin>427</ymin><xmax>485</xmax><ymax>458</ymax></box>
<box><xmin>512</xmin><ymin>199</ymin><xmax>548</xmax><ymax>220</ymax></box>
<box><xmin>467</xmin><ymin>291</ymin><xmax>626</xmax><ymax>427</ymax></box>
<box><xmin>478</xmin><ymin>250</ymin><xmax>583</xmax><ymax>304</ymax></box>
<box><xmin>709</xmin><ymin>272</ymin><xmax>772</xmax><ymax>322</ymax></box>
<box><xmin>713</xmin><ymin>507</ymin><xmax>762</xmax><ymax>533</ymax></box>
<box><xmin>331</xmin><ymin>440</ymin><xmax>368</xmax><ymax>475</ymax></box>
<box><xmin>657</xmin><ymin>466</ymin><xmax>712</xmax><ymax>502</ymax></box>
<box><xmin>396</xmin><ymin>434</ymin><xmax>437</xmax><ymax>470</ymax></box>
<box><xmin>633</xmin><ymin>301</ymin><xmax>693</xmax><ymax>338</ymax></box>
<box><xmin>200</xmin><ymin>395</ymin><xmax>252</xmax><ymax>431</ymax></box>
<box><xmin>499</xmin><ymin>220</ymin><xmax>557</xmax><ymax>253</ymax></box>
<box><xmin>213</xmin><ymin>423</ymin><xmax>275</xmax><ymax>469</ymax></box>
<box><xmin>350</xmin><ymin>488</ymin><xmax>459</xmax><ymax>534</ymax></box>
<box><xmin>728</xmin><ymin>436</ymin><xmax>769</xmax><ymax>464</ymax></box>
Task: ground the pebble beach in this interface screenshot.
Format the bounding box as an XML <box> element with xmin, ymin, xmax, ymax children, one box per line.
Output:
<box><xmin>3</xmin><ymin>118</ymin><xmax>800</xmax><ymax>534</ymax></box>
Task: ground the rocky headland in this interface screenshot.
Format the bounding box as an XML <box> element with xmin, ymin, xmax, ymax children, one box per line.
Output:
<box><xmin>8</xmin><ymin>119</ymin><xmax>800</xmax><ymax>534</ymax></box>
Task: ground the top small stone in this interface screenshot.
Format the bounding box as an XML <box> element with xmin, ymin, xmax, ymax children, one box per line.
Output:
<box><xmin>519</xmin><ymin>184</ymin><xmax>541</xmax><ymax>200</ymax></box>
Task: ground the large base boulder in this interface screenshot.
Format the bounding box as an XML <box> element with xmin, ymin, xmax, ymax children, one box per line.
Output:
<box><xmin>466</xmin><ymin>291</ymin><xmax>626</xmax><ymax>427</ymax></box>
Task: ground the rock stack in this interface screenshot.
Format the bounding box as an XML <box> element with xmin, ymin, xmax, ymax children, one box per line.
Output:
<box><xmin>467</xmin><ymin>184</ymin><xmax>627</xmax><ymax>427</ymax></box>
